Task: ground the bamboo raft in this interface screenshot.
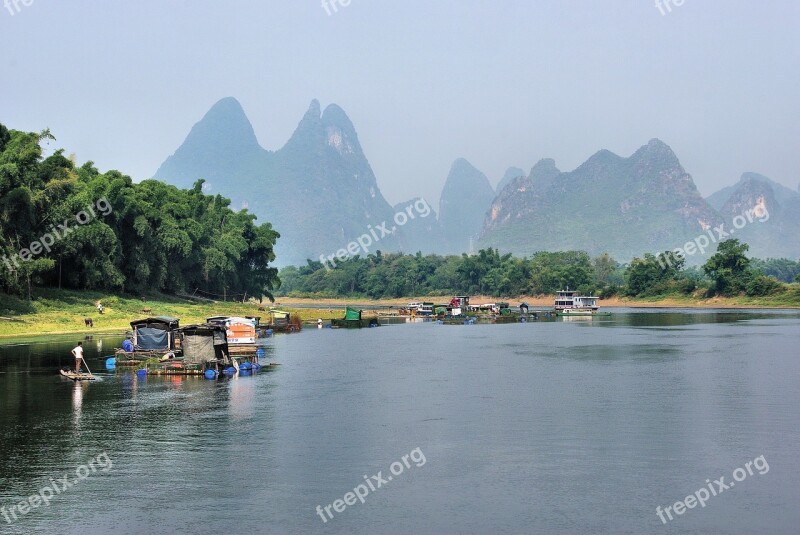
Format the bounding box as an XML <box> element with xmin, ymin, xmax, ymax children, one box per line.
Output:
<box><xmin>60</xmin><ymin>369</ymin><xmax>96</xmax><ymax>381</ymax></box>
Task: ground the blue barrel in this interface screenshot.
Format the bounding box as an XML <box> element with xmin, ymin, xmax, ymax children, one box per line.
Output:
<box><xmin>241</xmin><ymin>361</ymin><xmax>253</xmax><ymax>370</ymax></box>
<box><xmin>224</xmin><ymin>367</ymin><xmax>236</xmax><ymax>375</ymax></box>
<box><xmin>105</xmin><ymin>357</ymin><xmax>116</xmax><ymax>369</ymax></box>
<box><xmin>204</xmin><ymin>369</ymin><xmax>217</xmax><ymax>380</ymax></box>
<box><xmin>256</xmin><ymin>348</ymin><xmax>266</xmax><ymax>359</ymax></box>
<box><xmin>136</xmin><ymin>368</ymin><xmax>147</xmax><ymax>376</ymax></box>
<box><xmin>252</xmin><ymin>363</ymin><xmax>261</xmax><ymax>371</ymax></box>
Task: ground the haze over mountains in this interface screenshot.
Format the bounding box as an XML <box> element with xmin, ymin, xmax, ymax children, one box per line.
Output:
<box><xmin>155</xmin><ymin>98</ymin><xmax>800</xmax><ymax>266</ymax></box>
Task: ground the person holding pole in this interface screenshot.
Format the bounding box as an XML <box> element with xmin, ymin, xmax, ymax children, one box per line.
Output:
<box><xmin>71</xmin><ymin>342</ymin><xmax>84</xmax><ymax>374</ymax></box>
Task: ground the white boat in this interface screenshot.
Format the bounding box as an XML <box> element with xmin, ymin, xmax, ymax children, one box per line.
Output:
<box><xmin>554</xmin><ymin>289</ymin><xmax>609</xmax><ymax>316</ymax></box>
<box><xmin>418</xmin><ymin>303</ymin><xmax>434</xmax><ymax>316</ymax></box>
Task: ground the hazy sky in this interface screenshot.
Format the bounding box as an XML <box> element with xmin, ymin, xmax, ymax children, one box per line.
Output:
<box><xmin>2</xmin><ymin>1</ymin><xmax>798</xmax><ymax>208</ymax></box>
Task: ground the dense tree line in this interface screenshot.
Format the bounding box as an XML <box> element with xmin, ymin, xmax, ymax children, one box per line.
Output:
<box><xmin>278</xmin><ymin>249</ymin><xmax>612</xmax><ymax>298</ymax></box>
<box><xmin>0</xmin><ymin>124</ymin><xmax>280</xmax><ymax>300</ymax></box>
<box><xmin>279</xmin><ymin>249</ymin><xmax>620</xmax><ymax>298</ymax></box>
<box><xmin>278</xmin><ymin>242</ymin><xmax>798</xmax><ymax>299</ymax></box>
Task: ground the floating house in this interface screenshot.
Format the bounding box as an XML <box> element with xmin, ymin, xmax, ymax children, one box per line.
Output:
<box><xmin>144</xmin><ymin>323</ymin><xmax>265</xmax><ymax>376</ymax></box>
<box><xmin>115</xmin><ymin>316</ymin><xmax>180</xmax><ymax>366</ymax></box>
<box><xmin>132</xmin><ymin>316</ymin><xmax>180</xmax><ymax>350</ymax></box>
<box><xmin>145</xmin><ymin>323</ymin><xmax>229</xmax><ymax>376</ymax></box>
<box><xmin>206</xmin><ymin>316</ymin><xmax>258</xmax><ymax>344</ymax></box>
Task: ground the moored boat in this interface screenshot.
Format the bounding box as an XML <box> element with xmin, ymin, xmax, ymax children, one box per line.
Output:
<box><xmin>554</xmin><ymin>289</ymin><xmax>610</xmax><ymax>316</ymax></box>
<box><xmin>331</xmin><ymin>306</ymin><xmax>379</xmax><ymax>328</ymax></box>
<box><xmin>264</xmin><ymin>309</ymin><xmax>301</xmax><ymax>333</ymax></box>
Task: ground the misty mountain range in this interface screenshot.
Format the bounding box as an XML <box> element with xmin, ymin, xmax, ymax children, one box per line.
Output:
<box><xmin>154</xmin><ymin>98</ymin><xmax>800</xmax><ymax>266</ymax></box>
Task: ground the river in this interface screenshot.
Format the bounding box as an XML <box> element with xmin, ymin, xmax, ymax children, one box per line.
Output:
<box><xmin>1</xmin><ymin>309</ymin><xmax>798</xmax><ymax>534</ymax></box>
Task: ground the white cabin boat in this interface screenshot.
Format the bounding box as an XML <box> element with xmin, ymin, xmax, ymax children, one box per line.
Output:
<box><xmin>554</xmin><ymin>290</ymin><xmax>607</xmax><ymax>316</ymax></box>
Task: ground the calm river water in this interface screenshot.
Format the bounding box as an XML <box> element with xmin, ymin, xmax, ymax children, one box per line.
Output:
<box><xmin>1</xmin><ymin>309</ymin><xmax>799</xmax><ymax>534</ymax></box>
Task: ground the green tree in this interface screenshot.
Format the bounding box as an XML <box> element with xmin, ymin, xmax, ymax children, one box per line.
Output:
<box><xmin>0</xmin><ymin>124</ymin><xmax>280</xmax><ymax>300</ymax></box>
<box><xmin>703</xmin><ymin>239</ymin><xmax>751</xmax><ymax>296</ymax></box>
<box><xmin>624</xmin><ymin>251</ymin><xmax>685</xmax><ymax>297</ymax></box>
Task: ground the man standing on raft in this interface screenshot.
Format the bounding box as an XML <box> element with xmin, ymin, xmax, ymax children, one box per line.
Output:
<box><xmin>71</xmin><ymin>341</ymin><xmax>84</xmax><ymax>374</ymax></box>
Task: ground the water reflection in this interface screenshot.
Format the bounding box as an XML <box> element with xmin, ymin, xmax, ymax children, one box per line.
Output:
<box><xmin>228</xmin><ymin>375</ymin><xmax>256</xmax><ymax>420</ymax></box>
<box><xmin>71</xmin><ymin>380</ymin><xmax>90</xmax><ymax>431</ymax></box>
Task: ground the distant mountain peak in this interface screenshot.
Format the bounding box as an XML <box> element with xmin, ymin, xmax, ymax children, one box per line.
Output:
<box><xmin>321</xmin><ymin>103</ymin><xmax>351</xmax><ymax>125</ymax></box>
<box><xmin>630</xmin><ymin>138</ymin><xmax>680</xmax><ymax>168</ymax></box>
<box><xmin>443</xmin><ymin>159</ymin><xmax>495</xmax><ymax>193</ymax></box>
<box><xmin>153</xmin><ymin>96</ymin><xmax>261</xmax><ymax>188</ymax></box>
<box><xmin>283</xmin><ymin>99</ymin><xmax>326</xmax><ymax>151</ymax></box>
<box><xmin>184</xmin><ymin>96</ymin><xmax>260</xmax><ymax>151</ymax></box>
<box><xmin>496</xmin><ymin>166</ymin><xmax>526</xmax><ymax>193</ymax></box>
<box><xmin>211</xmin><ymin>96</ymin><xmax>244</xmax><ymax>111</ymax></box>
<box><xmin>646</xmin><ymin>137</ymin><xmax>671</xmax><ymax>150</ymax></box>
<box><xmin>480</xmin><ymin>139</ymin><xmax>719</xmax><ymax>261</ymax></box>
<box><xmin>584</xmin><ymin>148</ymin><xmax>623</xmax><ymax>166</ymax></box>
<box><xmin>438</xmin><ymin>158</ymin><xmax>496</xmax><ymax>252</ymax></box>
<box><xmin>307</xmin><ymin>99</ymin><xmax>321</xmax><ymax>116</ymax></box>
<box><xmin>451</xmin><ymin>157</ymin><xmax>473</xmax><ymax>169</ymax></box>
<box><xmin>529</xmin><ymin>158</ymin><xmax>559</xmax><ymax>179</ymax></box>
<box><xmin>531</xmin><ymin>158</ymin><xmax>557</xmax><ymax>170</ymax></box>
<box><xmin>321</xmin><ymin>104</ymin><xmax>360</xmax><ymax>156</ymax></box>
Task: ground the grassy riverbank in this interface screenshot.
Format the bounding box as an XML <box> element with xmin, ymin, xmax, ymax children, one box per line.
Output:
<box><xmin>0</xmin><ymin>288</ymin><xmax>340</xmax><ymax>339</ymax></box>
<box><xmin>2</xmin><ymin>286</ymin><xmax>798</xmax><ymax>339</ymax></box>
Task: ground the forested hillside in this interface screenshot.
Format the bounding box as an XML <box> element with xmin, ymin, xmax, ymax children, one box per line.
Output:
<box><xmin>0</xmin><ymin>123</ymin><xmax>279</xmax><ymax>300</ymax></box>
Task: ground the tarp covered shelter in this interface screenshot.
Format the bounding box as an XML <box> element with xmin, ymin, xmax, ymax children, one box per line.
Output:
<box><xmin>180</xmin><ymin>324</ymin><xmax>228</xmax><ymax>365</ymax></box>
<box><xmin>343</xmin><ymin>307</ymin><xmax>362</xmax><ymax>320</ymax></box>
<box><xmin>130</xmin><ymin>317</ymin><xmax>179</xmax><ymax>351</ymax></box>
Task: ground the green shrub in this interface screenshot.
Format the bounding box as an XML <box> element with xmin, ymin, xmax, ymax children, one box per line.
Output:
<box><xmin>745</xmin><ymin>275</ymin><xmax>782</xmax><ymax>297</ymax></box>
